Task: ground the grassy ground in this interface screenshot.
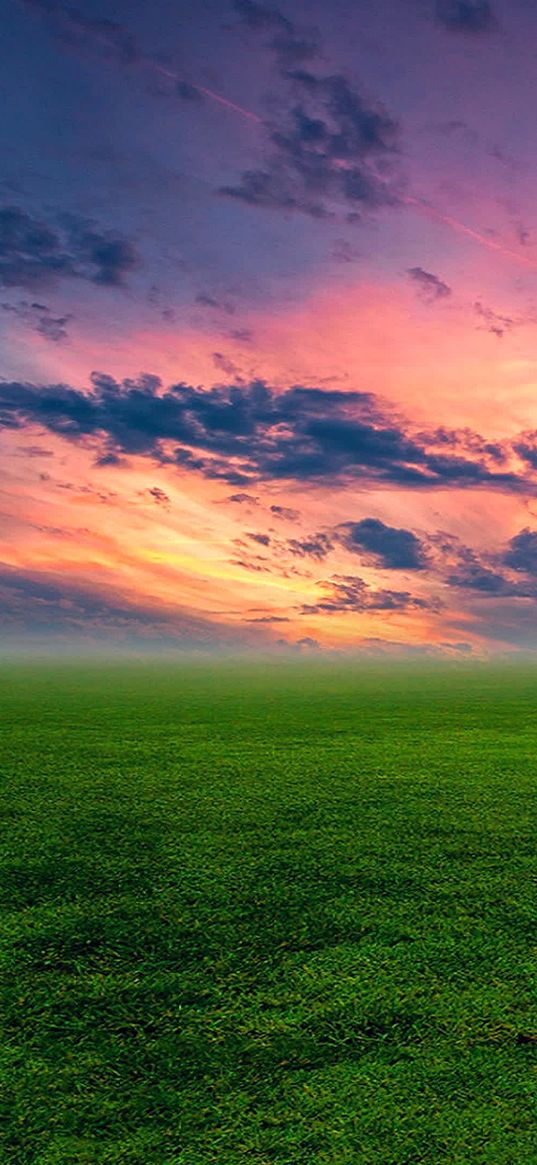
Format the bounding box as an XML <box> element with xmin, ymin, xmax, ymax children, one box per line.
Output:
<box><xmin>2</xmin><ymin>660</ymin><xmax>537</xmax><ymax>1164</ymax></box>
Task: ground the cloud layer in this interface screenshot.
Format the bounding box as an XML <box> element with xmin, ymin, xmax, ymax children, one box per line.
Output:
<box><xmin>1</xmin><ymin>373</ymin><xmax>534</xmax><ymax>493</ymax></box>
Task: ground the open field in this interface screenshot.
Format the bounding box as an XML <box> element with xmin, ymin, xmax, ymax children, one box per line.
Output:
<box><xmin>2</xmin><ymin>660</ymin><xmax>537</xmax><ymax>1164</ymax></box>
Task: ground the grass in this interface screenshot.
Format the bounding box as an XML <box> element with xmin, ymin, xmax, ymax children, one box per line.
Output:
<box><xmin>2</xmin><ymin>659</ymin><xmax>537</xmax><ymax>1164</ymax></box>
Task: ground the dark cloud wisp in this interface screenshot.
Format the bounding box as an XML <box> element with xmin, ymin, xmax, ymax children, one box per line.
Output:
<box><xmin>407</xmin><ymin>267</ymin><xmax>451</xmax><ymax>301</ymax></box>
<box><xmin>0</xmin><ymin>207</ymin><xmax>138</xmax><ymax>291</ymax></box>
<box><xmin>435</xmin><ymin>1</ymin><xmax>495</xmax><ymax>33</ymax></box>
<box><xmin>233</xmin><ymin>0</ymin><xmax>318</xmax><ymax>70</ymax></box>
<box><xmin>0</xmin><ymin>300</ymin><xmax>72</xmax><ymax>341</ymax></box>
<box><xmin>300</xmin><ymin>574</ymin><xmax>433</xmax><ymax>614</ymax></box>
<box><xmin>21</xmin><ymin>0</ymin><xmax>140</xmax><ymax>64</ymax></box>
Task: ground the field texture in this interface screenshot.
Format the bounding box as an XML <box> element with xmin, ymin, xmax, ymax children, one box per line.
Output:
<box><xmin>2</xmin><ymin>661</ymin><xmax>537</xmax><ymax>1164</ymax></box>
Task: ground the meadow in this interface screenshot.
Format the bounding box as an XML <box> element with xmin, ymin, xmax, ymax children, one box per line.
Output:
<box><xmin>2</xmin><ymin>659</ymin><xmax>537</xmax><ymax>1164</ymax></box>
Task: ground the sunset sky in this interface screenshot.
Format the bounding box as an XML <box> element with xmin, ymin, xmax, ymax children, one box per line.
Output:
<box><xmin>4</xmin><ymin>0</ymin><xmax>537</xmax><ymax>654</ymax></box>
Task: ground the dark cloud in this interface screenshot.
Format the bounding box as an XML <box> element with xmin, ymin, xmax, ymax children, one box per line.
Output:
<box><xmin>21</xmin><ymin>0</ymin><xmax>140</xmax><ymax>63</ymax></box>
<box><xmin>2</xmin><ymin>373</ymin><xmax>535</xmax><ymax>494</ymax></box>
<box><xmin>95</xmin><ymin>451</ymin><xmax>126</xmax><ymax>468</ymax></box>
<box><xmin>234</xmin><ymin>0</ymin><xmax>291</xmax><ymax>32</ymax></box>
<box><xmin>220</xmin><ymin>67</ymin><xmax>399</xmax><ymax>219</ymax></box>
<box><xmin>286</xmin><ymin>533</ymin><xmax>332</xmax><ymax>560</ymax></box>
<box><xmin>176</xmin><ymin>81</ymin><xmax>202</xmax><ymax>101</ymax></box>
<box><xmin>147</xmin><ymin>486</ymin><xmax>171</xmax><ymax>507</ymax></box>
<box><xmin>446</xmin><ymin>559</ymin><xmax>523</xmax><ymax>595</ymax></box>
<box><xmin>245</xmin><ymin>614</ymin><xmax>290</xmax><ymax>623</ymax></box>
<box><xmin>195</xmin><ymin>293</ymin><xmax>235</xmax><ymax>314</ymax></box>
<box><xmin>237</xmin><ymin>528</ymin><xmax>332</xmax><ymax>567</ymax></box>
<box><xmin>16</xmin><ymin>444</ymin><xmax>54</xmax><ymax>458</ymax></box>
<box><xmin>300</xmin><ymin>574</ymin><xmax>433</xmax><ymax>614</ymax></box>
<box><xmin>337</xmin><ymin>518</ymin><xmax>428</xmax><ymax>569</ymax></box>
<box><xmin>36</xmin><ymin>474</ymin><xmax>117</xmax><ymax>504</ymax></box>
<box><xmin>233</xmin><ymin>0</ymin><xmax>318</xmax><ymax>70</ymax></box>
<box><xmin>212</xmin><ymin>351</ymin><xmax>243</xmax><ymax>378</ymax></box>
<box><xmin>502</xmin><ymin>528</ymin><xmax>537</xmax><ymax>576</ymax></box>
<box><xmin>227</xmin><ymin>492</ymin><xmax>259</xmax><ymax>504</ymax></box>
<box><xmin>0</xmin><ymin>206</ymin><xmax>138</xmax><ymax>290</ymax></box>
<box><xmin>515</xmin><ymin>222</ymin><xmax>531</xmax><ymax>247</ymax></box>
<box><xmin>1</xmin><ymin>299</ymin><xmax>72</xmax><ymax>341</ymax></box>
<box><xmin>435</xmin><ymin>1</ymin><xmax>495</xmax><ymax>33</ymax></box>
<box><xmin>474</xmin><ymin>301</ymin><xmax>515</xmax><ymax>338</ymax></box>
<box><xmin>407</xmin><ymin>267</ymin><xmax>451</xmax><ymax>301</ymax></box>
<box><xmin>270</xmin><ymin>504</ymin><xmax>300</xmax><ymax>520</ymax></box>
<box><xmin>22</xmin><ymin>0</ymin><xmax>211</xmax><ymax>113</ymax></box>
<box><xmin>437</xmin><ymin>534</ymin><xmax>537</xmax><ymax>598</ymax></box>
<box><xmin>230</xmin><ymin>557</ymin><xmax>271</xmax><ymax>572</ymax></box>
<box><xmin>513</xmin><ymin>434</ymin><xmax>537</xmax><ymax>469</ymax></box>
<box><xmin>421</xmin><ymin>425</ymin><xmax>507</xmax><ymax>462</ymax></box>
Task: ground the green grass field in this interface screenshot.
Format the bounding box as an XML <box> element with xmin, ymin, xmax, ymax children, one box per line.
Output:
<box><xmin>2</xmin><ymin>660</ymin><xmax>537</xmax><ymax>1164</ymax></box>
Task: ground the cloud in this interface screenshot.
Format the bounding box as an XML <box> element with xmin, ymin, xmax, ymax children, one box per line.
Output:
<box><xmin>435</xmin><ymin>1</ymin><xmax>495</xmax><ymax>33</ymax></box>
<box><xmin>16</xmin><ymin>444</ymin><xmax>54</xmax><ymax>458</ymax></box>
<box><xmin>502</xmin><ymin>528</ymin><xmax>537</xmax><ymax>576</ymax></box>
<box><xmin>0</xmin><ymin>299</ymin><xmax>72</xmax><ymax>341</ymax></box>
<box><xmin>421</xmin><ymin>426</ymin><xmax>507</xmax><ymax>460</ymax></box>
<box><xmin>227</xmin><ymin>492</ymin><xmax>259</xmax><ymax>504</ymax></box>
<box><xmin>233</xmin><ymin>0</ymin><xmax>318</xmax><ymax>70</ymax></box>
<box><xmin>147</xmin><ymin>486</ymin><xmax>171</xmax><ymax>507</ymax></box>
<box><xmin>407</xmin><ymin>267</ymin><xmax>451</xmax><ymax>301</ymax></box>
<box><xmin>220</xmin><ymin>68</ymin><xmax>399</xmax><ymax>219</ymax></box>
<box><xmin>21</xmin><ymin>0</ymin><xmax>140</xmax><ymax>63</ymax></box>
<box><xmin>36</xmin><ymin>474</ymin><xmax>117</xmax><ymax>503</ymax></box>
<box><xmin>237</xmin><ymin>528</ymin><xmax>333</xmax><ymax>569</ymax></box>
<box><xmin>513</xmin><ymin>434</ymin><xmax>537</xmax><ymax>469</ymax></box>
<box><xmin>212</xmin><ymin>351</ymin><xmax>243</xmax><ymax>378</ymax></box>
<box><xmin>21</xmin><ymin>0</ymin><xmax>224</xmax><ymax>115</ymax></box>
<box><xmin>300</xmin><ymin>574</ymin><xmax>433</xmax><ymax>614</ymax></box>
<box><xmin>245</xmin><ymin>614</ymin><xmax>290</xmax><ymax>623</ymax></box>
<box><xmin>337</xmin><ymin>518</ymin><xmax>428</xmax><ymax>569</ymax></box>
<box><xmin>454</xmin><ymin>599</ymin><xmax>537</xmax><ymax>651</ymax></box>
<box><xmin>474</xmin><ymin>301</ymin><xmax>516</xmax><ymax>338</ymax></box>
<box><xmin>232</xmin><ymin>532</ymin><xmax>321</xmax><ymax>577</ymax></box>
<box><xmin>229</xmin><ymin>556</ymin><xmax>271</xmax><ymax>572</ymax></box>
<box><xmin>2</xmin><ymin>373</ymin><xmax>535</xmax><ymax>494</ymax></box>
<box><xmin>95</xmin><ymin>452</ymin><xmax>126</xmax><ymax>468</ymax></box>
<box><xmin>234</xmin><ymin>0</ymin><xmax>291</xmax><ymax>32</ymax></box>
<box><xmin>270</xmin><ymin>504</ymin><xmax>300</xmax><ymax>520</ymax></box>
<box><xmin>196</xmin><ymin>293</ymin><xmax>235</xmax><ymax>314</ymax></box>
<box><xmin>176</xmin><ymin>81</ymin><xmax>203</xmax><ymax>101</ymax></box>
<box><xmin>286</xmin><ymin>533</ymin><xmax>332</xmax><ymax>560</ymax></box>
<box><xmin>0</xmin><ymin>562</ymin><xmax>257</xmax><ymax>648</ymax></box>
<box><xmin>0</xmin><ymin>206</ymin><xmax>138</xmax><ymax>290</ymax></box>
<box><xmin>439</xmin><ymin>534</ymin><xmax>537</xmax><ymax>598</ymax></box>
<box><xmin>515</xmin><ymin>222</ymin><xmax>531</xmax><ymax>247</ymax></box>
<box><xmin>446</xmin><ymin>558</ymin><xmax>524</xmax><ymax>595</ymax></box>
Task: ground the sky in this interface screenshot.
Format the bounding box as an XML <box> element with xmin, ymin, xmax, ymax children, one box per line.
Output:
<box><xmin>4</xmin><ymin>0</ymin><xmax>537</xmax><ymax>656</ymax></box>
